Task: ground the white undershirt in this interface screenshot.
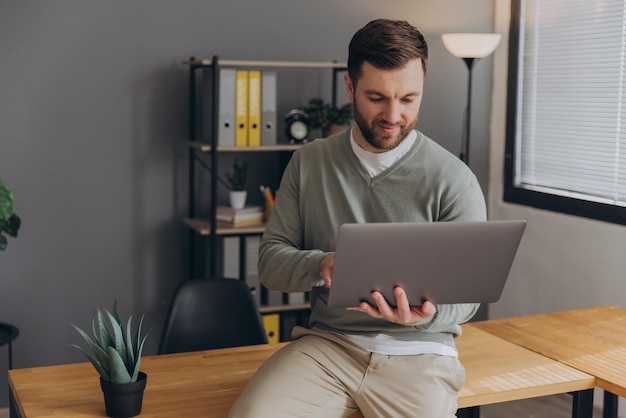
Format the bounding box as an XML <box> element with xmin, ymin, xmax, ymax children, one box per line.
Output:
<box><xmin>342</xmin><ymin>128</ymin><xmax>457</xmax><ymax>357</ymax></box>
<box><xmin>350</xmin><ymin>128</ymin><xmax>417</xmax><ymax>177</ymax></box>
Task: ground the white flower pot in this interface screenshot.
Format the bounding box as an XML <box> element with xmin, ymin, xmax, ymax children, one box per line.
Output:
<box><xmin>229</xmin><ymin>191</ymin><xmax>247</xmax><ymax>209</ymax></box>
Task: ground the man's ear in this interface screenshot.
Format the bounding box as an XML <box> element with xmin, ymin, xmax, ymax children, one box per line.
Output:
<box><xmin>344</xmin><ymin>73</ymin><xmax>354</xmax><ymax>101</ymax></box>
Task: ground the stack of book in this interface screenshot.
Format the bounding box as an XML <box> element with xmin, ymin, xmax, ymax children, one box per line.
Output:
<box><xmin>216</xmin><ymin>205</ymin><xmax>264</xmax><ymax>228</ymax></box>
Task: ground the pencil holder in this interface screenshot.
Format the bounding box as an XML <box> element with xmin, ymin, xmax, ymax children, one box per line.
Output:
<box><xmin>265</xmin><ymin>200</ymin><xmax>274</xmax><ymax>223</ymax></box>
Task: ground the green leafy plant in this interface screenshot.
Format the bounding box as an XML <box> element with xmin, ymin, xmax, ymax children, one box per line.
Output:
<box><xmin>71</xmin><ymin>302</ymin><xmax>149</xmax><ymax>384</ymax></box>
<box><xmin>226</xmin><ymin>158</ymin><xmax>248</xmax><ymax>191</ymax></box>
<box><xmin>303</xmin><ymin>98</ymin><xmax>353</xmax><ymax>133</ymax></box>
<box><xmin>0</xmin><ymin>180</ymin><xmax>21</xmax><ymax>251</ymax></box>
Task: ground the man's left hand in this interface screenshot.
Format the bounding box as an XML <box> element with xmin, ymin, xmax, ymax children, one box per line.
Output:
<box><xmin>347</xmin><ymin>287</ymin><xmax>436</xmax><ymax>324</ymax></box>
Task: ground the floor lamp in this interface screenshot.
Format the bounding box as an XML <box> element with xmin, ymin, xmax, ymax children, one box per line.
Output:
<box><xmin>441</xmin><ymin>33</ymin><xmax>501</xmax><ymax>165</ymax></box>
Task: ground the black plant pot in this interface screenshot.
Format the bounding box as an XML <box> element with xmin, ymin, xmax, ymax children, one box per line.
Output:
<box><xmin>100</xmin><ymin>372</ymin><xmax>148</xmax><ymax>418</ymax></box>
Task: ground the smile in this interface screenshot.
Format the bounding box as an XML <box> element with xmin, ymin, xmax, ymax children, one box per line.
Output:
<box><xmin>378</xmin><ymin>124</ymin><xmax>401</xmax><ymax>134</ymax></box>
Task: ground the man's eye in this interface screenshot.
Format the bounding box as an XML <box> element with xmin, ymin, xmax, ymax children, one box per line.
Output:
<box><xmin>368</xmin><ymin>97</ymin><xmax>383</xmax><ymax>103</ymax></box>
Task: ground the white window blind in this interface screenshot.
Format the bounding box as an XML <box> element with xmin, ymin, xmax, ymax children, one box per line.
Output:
<box><xmin>516</xmin><ymin>0</ymin><xmax>626</xmax><ymax>207</ymax></box>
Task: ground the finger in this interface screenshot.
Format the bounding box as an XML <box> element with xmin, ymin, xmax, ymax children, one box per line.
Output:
<box><xmin>393</xmin><ymin>287</ymin><xmax>412</xmax><ymax>323</ymax></box>
<box><xmin>319</xmin><ymin>254</ymin><xmax>335</xmax><ymax>288</ymax></box>
<box><xmin>324</xmin><ymin>277</ymin><xmax>332</xmax><ymax>288</ymax></box>
<box><xmin>421</xmin><ymin>300</ymin><xmax>437</xmax><ymax>316</ymax></box>
<box><xmin>358</xmin><ymin>300</ymin><xmax>384</xmax><ymax>318</ymax></box>
<box><xmin>345</xmin><ymin>302</ymin><xmax>370</xmax><ymax>312</ymax></box>
<box><xmin>372</xmin><ymin>291</ymin><xmax>395</xmax><ymax>318</ymax></box>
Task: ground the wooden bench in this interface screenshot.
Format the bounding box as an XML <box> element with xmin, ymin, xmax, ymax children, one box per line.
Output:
<box><xmin>9</xmin><ymin>323</ymin><xmax>595</xmax><ymax>418</ymax></box>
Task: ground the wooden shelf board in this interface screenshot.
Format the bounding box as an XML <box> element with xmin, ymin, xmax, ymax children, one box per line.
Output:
<box><xmin>184</xmin><ymin>59</ymin><xmax>347</xmax><ymax>69</ymax></box>
<box><xmin>185</xmin><ymin>141</ymin><xmax>301</xmax><ymax>152</ymax></box>
<box><xmin>183</xmin><ymin>218</ymin><xmax>266</xmax><ymax>236</ymax></box>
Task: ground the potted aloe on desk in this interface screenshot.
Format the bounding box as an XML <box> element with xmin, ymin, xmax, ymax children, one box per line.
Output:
<box><xmin>71</xmin><ymin>302</ymin><xmax>149</xmax><ymax>418</ymax></box>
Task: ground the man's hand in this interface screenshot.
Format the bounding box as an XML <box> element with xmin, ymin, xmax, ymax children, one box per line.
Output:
<box><xmin>320</xmin><ymin>253</ymin><xmax>335</xmax><ymax>288</ymax></box>
<box><xmin>347</xmin><ymin>287</ymin><xmax>436</xmax><ymax>324</ymax></box>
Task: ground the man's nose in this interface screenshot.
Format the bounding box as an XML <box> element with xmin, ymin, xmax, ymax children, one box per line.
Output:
<box><xmin>382</xmin><ymin>101</ymin><xmax>401</xmax><ymax>124</ymax></box>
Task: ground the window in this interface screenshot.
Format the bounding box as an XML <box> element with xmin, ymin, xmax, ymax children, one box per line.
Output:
<box><xmin>504</xmin><ymin>0</ymin><xmax>626</xmax><ymax>224</ymax></box>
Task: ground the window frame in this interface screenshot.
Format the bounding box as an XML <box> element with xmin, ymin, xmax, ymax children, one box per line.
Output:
<box><xmin>503</xmin><ymin>0</ymin><xmax>626</xmax><ymax>225</ymax></box>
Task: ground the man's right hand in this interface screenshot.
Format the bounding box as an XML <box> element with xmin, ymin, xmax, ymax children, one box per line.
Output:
<box><xmin>319</xmin><ymin>253</ymin><xmax>335</xmax><ymax>288</ymax></box>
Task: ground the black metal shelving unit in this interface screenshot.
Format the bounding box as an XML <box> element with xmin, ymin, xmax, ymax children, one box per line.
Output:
<box><xmin>182</xmin><ymin>56</ymin><xmax>347</xmax><ymax>341</ymax></box>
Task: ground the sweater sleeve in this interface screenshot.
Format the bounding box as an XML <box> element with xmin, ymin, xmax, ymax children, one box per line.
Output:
<box><xmin>439</xmin><ymin>163</ymin><xmax>487</xmax><ymax>223</ymax></box>
<box><xmin>407</xmin><ymin>303</ymin><xmax>480</xmax><ymax>336</ymax></box>
<box><xmin>431</xmin><ymin>163</ymin><xmax>486</xmax><ymax>330</ymax></box>
<box><xmin>258</xmin><ymin>149</ymin><xmax>328</xmax><ymax>293</ymax></box>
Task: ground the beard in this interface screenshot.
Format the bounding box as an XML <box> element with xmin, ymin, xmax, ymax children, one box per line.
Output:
<box><xmin>353</xmin><ymin>97</ymin><xmax>418</xmax><ymax>151</ymax></box>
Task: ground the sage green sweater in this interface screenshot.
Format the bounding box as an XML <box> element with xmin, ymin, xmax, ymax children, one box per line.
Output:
<box><xmin>258</xmin><ymin>129</ymin><xmax>486</xmax><ymax>348</ymax></box>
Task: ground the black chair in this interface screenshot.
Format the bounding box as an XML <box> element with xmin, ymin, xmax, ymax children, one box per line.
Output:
<box><xmin>0</xmin><ymin>322</ymin><xmax>18</xmax><ymax>369</ymax></box>
<box><xmin>158</xmin><ymin>277</ymin><xmax>268</xmax><ymax>354</ymax></box>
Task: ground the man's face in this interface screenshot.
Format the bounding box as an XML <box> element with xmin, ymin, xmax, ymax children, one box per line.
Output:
<box><xmin>345</xmin><ymin>59</ymin><xmax>424</xmax><ymax>153</ymax></box>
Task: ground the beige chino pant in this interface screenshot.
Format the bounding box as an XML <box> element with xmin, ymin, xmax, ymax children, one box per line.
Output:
<box><xmin>228</xmin><ymin>327</ymin><xmax>464</xmax><ymax>418</ymax></box>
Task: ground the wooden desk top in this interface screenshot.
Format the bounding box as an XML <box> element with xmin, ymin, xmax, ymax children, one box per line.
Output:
<box><xmin>9</xmin><ymin>325</ymin><xmax>594</xmax><ymax>417</ymax></box>
<box><xmin>457</xmin><ymin>324</ymin><xmax>593</xmax><ymax>408</ymax></box>
<box><xmin>474</xmin><ymin>305</ymin><xmax>626</xmax><ymax>398</ymax></box>
<box><xmin>9</xmin><ymin>343</ymin><xmax>287</xmax><ymax>418</ymax></box>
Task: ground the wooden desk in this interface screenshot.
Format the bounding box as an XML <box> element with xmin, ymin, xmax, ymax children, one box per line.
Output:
<box><xmin>474</xmin><ymin>305</ymin><xmax>626</xmax><ymax>418</ymax></box>
<box><xmin>9</xmin><ymin>325</ymin><xmax>595</xmax><ymax>418</ymax></box>
<box><xmin>9</xmin><ymin>343</ymin><xmax>286</xmax><ymax>418</ymax></box>
<box><xmin>457</xmin><ymin>324</ymin><xmax>594</xmax><ymax>412</ymax></box>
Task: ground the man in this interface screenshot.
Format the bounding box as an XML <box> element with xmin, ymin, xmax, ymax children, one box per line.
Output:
<box><xmin>228</xmin><ymin>18</ymin><xmax>486</xmax><ymax>418</ymax></box>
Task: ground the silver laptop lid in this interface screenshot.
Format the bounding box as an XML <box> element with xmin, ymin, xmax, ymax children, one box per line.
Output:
<box><xmin>327</xmin><ymin>220</ymin><xmax>526</xmax><ymax>308</ymax></box>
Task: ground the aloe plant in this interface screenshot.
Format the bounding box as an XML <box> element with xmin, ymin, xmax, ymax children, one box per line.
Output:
<box><xmin>71</xmin><ymin>302</ymin><xmax>149</xmax><ymax>384</ymax></box>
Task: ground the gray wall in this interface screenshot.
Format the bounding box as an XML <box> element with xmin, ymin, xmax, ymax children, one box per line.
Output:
<box><xmin>0</xmin><ymin>0</ymin><xmax>495</xmax><ymax>407</ymax></box>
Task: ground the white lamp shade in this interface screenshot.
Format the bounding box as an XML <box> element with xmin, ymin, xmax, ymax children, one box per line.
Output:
<box><xmin>441</xmin><ymin>33</ymin><xmax>502</xmax><ymax>59</ymax></box>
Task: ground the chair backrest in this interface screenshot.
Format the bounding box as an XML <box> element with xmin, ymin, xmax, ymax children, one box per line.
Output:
<box><xmin>158</xmin><ymin>277</ymin><xmax>268</xmax><ymax>354</ymax></box>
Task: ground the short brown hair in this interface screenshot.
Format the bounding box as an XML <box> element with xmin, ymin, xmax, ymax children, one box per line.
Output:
<box><xmin>347</xmin><ymin>19</ymin><xmax>428</xmax><ymax>83</ymax></box>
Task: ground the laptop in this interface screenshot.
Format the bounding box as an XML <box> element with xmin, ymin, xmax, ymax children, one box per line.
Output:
<box><xmin>326</xmin><ymin>220</ymin><xmax>526</xmax><ymax>308</ymax></box>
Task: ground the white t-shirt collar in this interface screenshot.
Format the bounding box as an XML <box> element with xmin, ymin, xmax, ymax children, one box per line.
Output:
<box><xmin>349</xmin><ymin>128</ymin><xmax>417</xmax><ymax>177</ymax></box>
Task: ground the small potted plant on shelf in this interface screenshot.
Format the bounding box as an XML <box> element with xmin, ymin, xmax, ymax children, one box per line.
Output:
<box><xmin>226</xmin><ymin>158</ymin><xmax>248</xmax><ymax>209</ymax></box>
<box><xmin>303</xmin><ymin>98</ymin><xmax>353</xmax><ymax>137</ymax></box>
<box><xmin>71</xmin><ymin>302</ymin><xmax>149</xmax><ymax>418</ymax></box>
<box><xmin>0</xmin><ymin>180</ymin><xmax>21</xmax><ymax>252</ymax></box>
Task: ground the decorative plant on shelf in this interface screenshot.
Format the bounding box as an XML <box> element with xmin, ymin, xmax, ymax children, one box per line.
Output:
<box><xmin>225</xmin><ymin>158</ymin><xmax>248</xmax><ymax>191</ymax></box>
<box><xmin>0</xmin><ymin>180</ymin><xmax>21</xmax><ymax>251</ymax></box>
<box><xmin>226</xmin><ymin>158</ymin><xmax>248</xmax><ymax>210</ymax></box>
<box><xmin>303</xmin><ymin>98</ymin><xmax>353</xmax><ymax>137</ymax></box>
<box><xmin>71</xmin><ymin>302</ymin><xmax>149</xmax><ymax>418</ymax></box>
